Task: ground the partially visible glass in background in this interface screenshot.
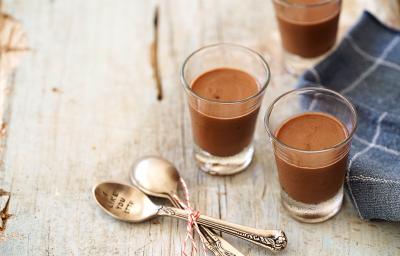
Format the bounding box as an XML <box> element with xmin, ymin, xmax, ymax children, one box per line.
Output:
<box><xmin>273</xmin><ymin>0</ymin><xmax>342</xmax><ymax>74</ymax></box>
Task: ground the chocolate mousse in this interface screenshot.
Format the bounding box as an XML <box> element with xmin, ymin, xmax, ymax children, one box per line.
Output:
<box><xmin>274</xmin><ymin>0</ymin><xmax>341</xmax><ymax>58</ymax></box>
<box><xmin>189</xmin><ymin>67</ymin><xmax>260</xmax><ymax>157</ymax></box>
<box><xmin>275</xmin><ymin>112</ymin><xmax>349</xmax><ymax>204</ymax></box>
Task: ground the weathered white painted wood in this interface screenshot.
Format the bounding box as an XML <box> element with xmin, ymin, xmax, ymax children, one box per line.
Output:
<box><xmin>0</xmin><ymin>0</ymin><xmax>399</xmax><ymax>255</ymax></box>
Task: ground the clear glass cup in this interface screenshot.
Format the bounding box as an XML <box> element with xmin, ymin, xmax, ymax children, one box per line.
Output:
<box><xmin>265</xmin><ymin>87</ymin><xmax>357</xmax><ymax>223</ymax></box>
<box><xmin>273</xmin><ymin>0</ymin><xmax>342</xmax><ymax>75</ymax></box>
<box><xmin>181</xmin><ymin>43</ymin><xmax>270</xmax><ymax>175</ymax></box>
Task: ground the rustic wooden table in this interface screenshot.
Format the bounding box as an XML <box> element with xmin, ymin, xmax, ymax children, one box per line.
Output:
<box><xmin>0</xmin><ymin>0</ymin><xmax>399</xmax><ymax>255</ymax></box>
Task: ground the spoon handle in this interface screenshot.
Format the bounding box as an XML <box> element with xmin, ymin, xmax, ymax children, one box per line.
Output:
<box><xmin>199</xmin><ymin>226</ymin><xmax>244</xmax><ymax>256</ymax></box>
<box><xmin>169</xmin><ymin>196</ymin><xmax>244</xmax><ymax>256</ymax></box>
<box><xmin>158</xmin><ymin>206</ymin><xmax>287</xmax><ymax>252</ymax></box>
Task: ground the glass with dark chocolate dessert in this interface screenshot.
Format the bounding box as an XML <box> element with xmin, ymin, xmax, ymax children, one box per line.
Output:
<box><xmin>181</xmin><ymin>43</ymin><xmax>270</xmax><ymax>175</ymax></box>
<box><xmin>273</xmin><ymin>0</ymin><xmax>342</xmax><ymax>74</ymax></box>
<box><xmin>265</xmin><ymin>87</ymin><xmax>357</xmax><ymax>223</ymax></box>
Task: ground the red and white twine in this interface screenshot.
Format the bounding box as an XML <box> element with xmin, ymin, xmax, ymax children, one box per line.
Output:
<box><xmin>172</xmin><ymin>177</ymin><xmax>207</xmax><ymax>256</ymax></box>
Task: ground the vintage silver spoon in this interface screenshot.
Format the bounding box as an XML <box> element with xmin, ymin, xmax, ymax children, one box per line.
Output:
<box><xmin>130</xmin><ymin>156</ymin><xmax>244</xmax><ymax>256</ymax></box>
<box><xmin>93</xmin><ymin>181</ymin><xmax>287</xmax><ymax>252</ymax></box>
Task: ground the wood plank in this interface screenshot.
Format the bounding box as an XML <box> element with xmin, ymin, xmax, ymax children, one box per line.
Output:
<box><xmin>0</xmin><ymin>0</ymin><xmax>399</xmax><ymax>255</ymax></box>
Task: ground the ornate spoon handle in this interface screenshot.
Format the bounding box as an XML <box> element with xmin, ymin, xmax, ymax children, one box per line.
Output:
<box><xmin>169</xmin><ymin>196</ymin><xmax>244</xmax><ymax>256</ymax></box>
<box><xmin>158</xmin><ymin>206</ymin><xmax>287</xmax><ymax>252</ymax></box>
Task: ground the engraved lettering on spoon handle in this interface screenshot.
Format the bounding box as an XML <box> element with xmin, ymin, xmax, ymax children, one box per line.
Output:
<box><xmin>169</xmin><ymin>196</ymin><xmax>242</xmax><ymax>256</ymax></box>
<box><xmin>158</xmin><ymin>206</ymin><xmax>287</xmax><ymax>252</ymax></box>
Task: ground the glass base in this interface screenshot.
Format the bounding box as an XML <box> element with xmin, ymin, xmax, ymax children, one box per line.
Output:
<box><xmin>281</xmin><ymin>186</ymin><xmax>343</xmax><ymax>223</ymax></box>
<box><xmin>193</xmin><ymin>144</ymin><xmax>254</xmax><ymax>176</ymax></box>
<box><xmin>283</xmin><ymin>50</ymin><xmax>327</xmax><ymax>76</ymax></box>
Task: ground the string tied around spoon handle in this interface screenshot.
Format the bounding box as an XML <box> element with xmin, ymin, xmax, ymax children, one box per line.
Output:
<box><xmin>172</xmin><ymin>177</ymin><xmax>207</xmax><ymax>256</ymax></box>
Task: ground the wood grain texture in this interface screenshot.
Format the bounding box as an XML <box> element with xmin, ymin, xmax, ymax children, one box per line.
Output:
<box><xmin>0</xmin><ymin>0</ymin><xmax>399</xmax><ymax>255</ymax></box>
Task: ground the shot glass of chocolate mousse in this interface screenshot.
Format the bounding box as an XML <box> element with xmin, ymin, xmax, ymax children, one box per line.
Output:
<box><xmin>272</xmin><ymin>0</ymin><xmax>342</xmax><ymax>74</ymax></box>
<box><xmin>181</xmin><ymin>43</ymin><xmax>270</xmax><ymax>175</ymax></box>
<box><xmin>265</xmin><ymin>88</ymin><xmax>357</xmax><ymax>223</ymax></box>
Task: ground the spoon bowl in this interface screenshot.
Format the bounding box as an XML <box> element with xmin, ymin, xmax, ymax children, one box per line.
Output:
<box><xmin>130</xmin><ymin>156</ymin><xmax>180</xmax><ymax>198</ymax></box>
<box><xmin>93</xmin><ymin>181</ymin><xmax>159</xmax><ymax>222</ymax></box>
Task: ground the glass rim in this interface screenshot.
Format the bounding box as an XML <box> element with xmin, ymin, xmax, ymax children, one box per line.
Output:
<box><xmin>273</xmin><ymin>0</ymin><xmax>340</xmax><ymax>8</ymax></box>
<box><xmin>264</xmin><ymin>87</ymin><xmax>358</xmax><ymax>154</ymax></box>
<box><xmin>180</xmin><ymin>43</ymin><xmax>271</xmax><ymax>105</ymax></box>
